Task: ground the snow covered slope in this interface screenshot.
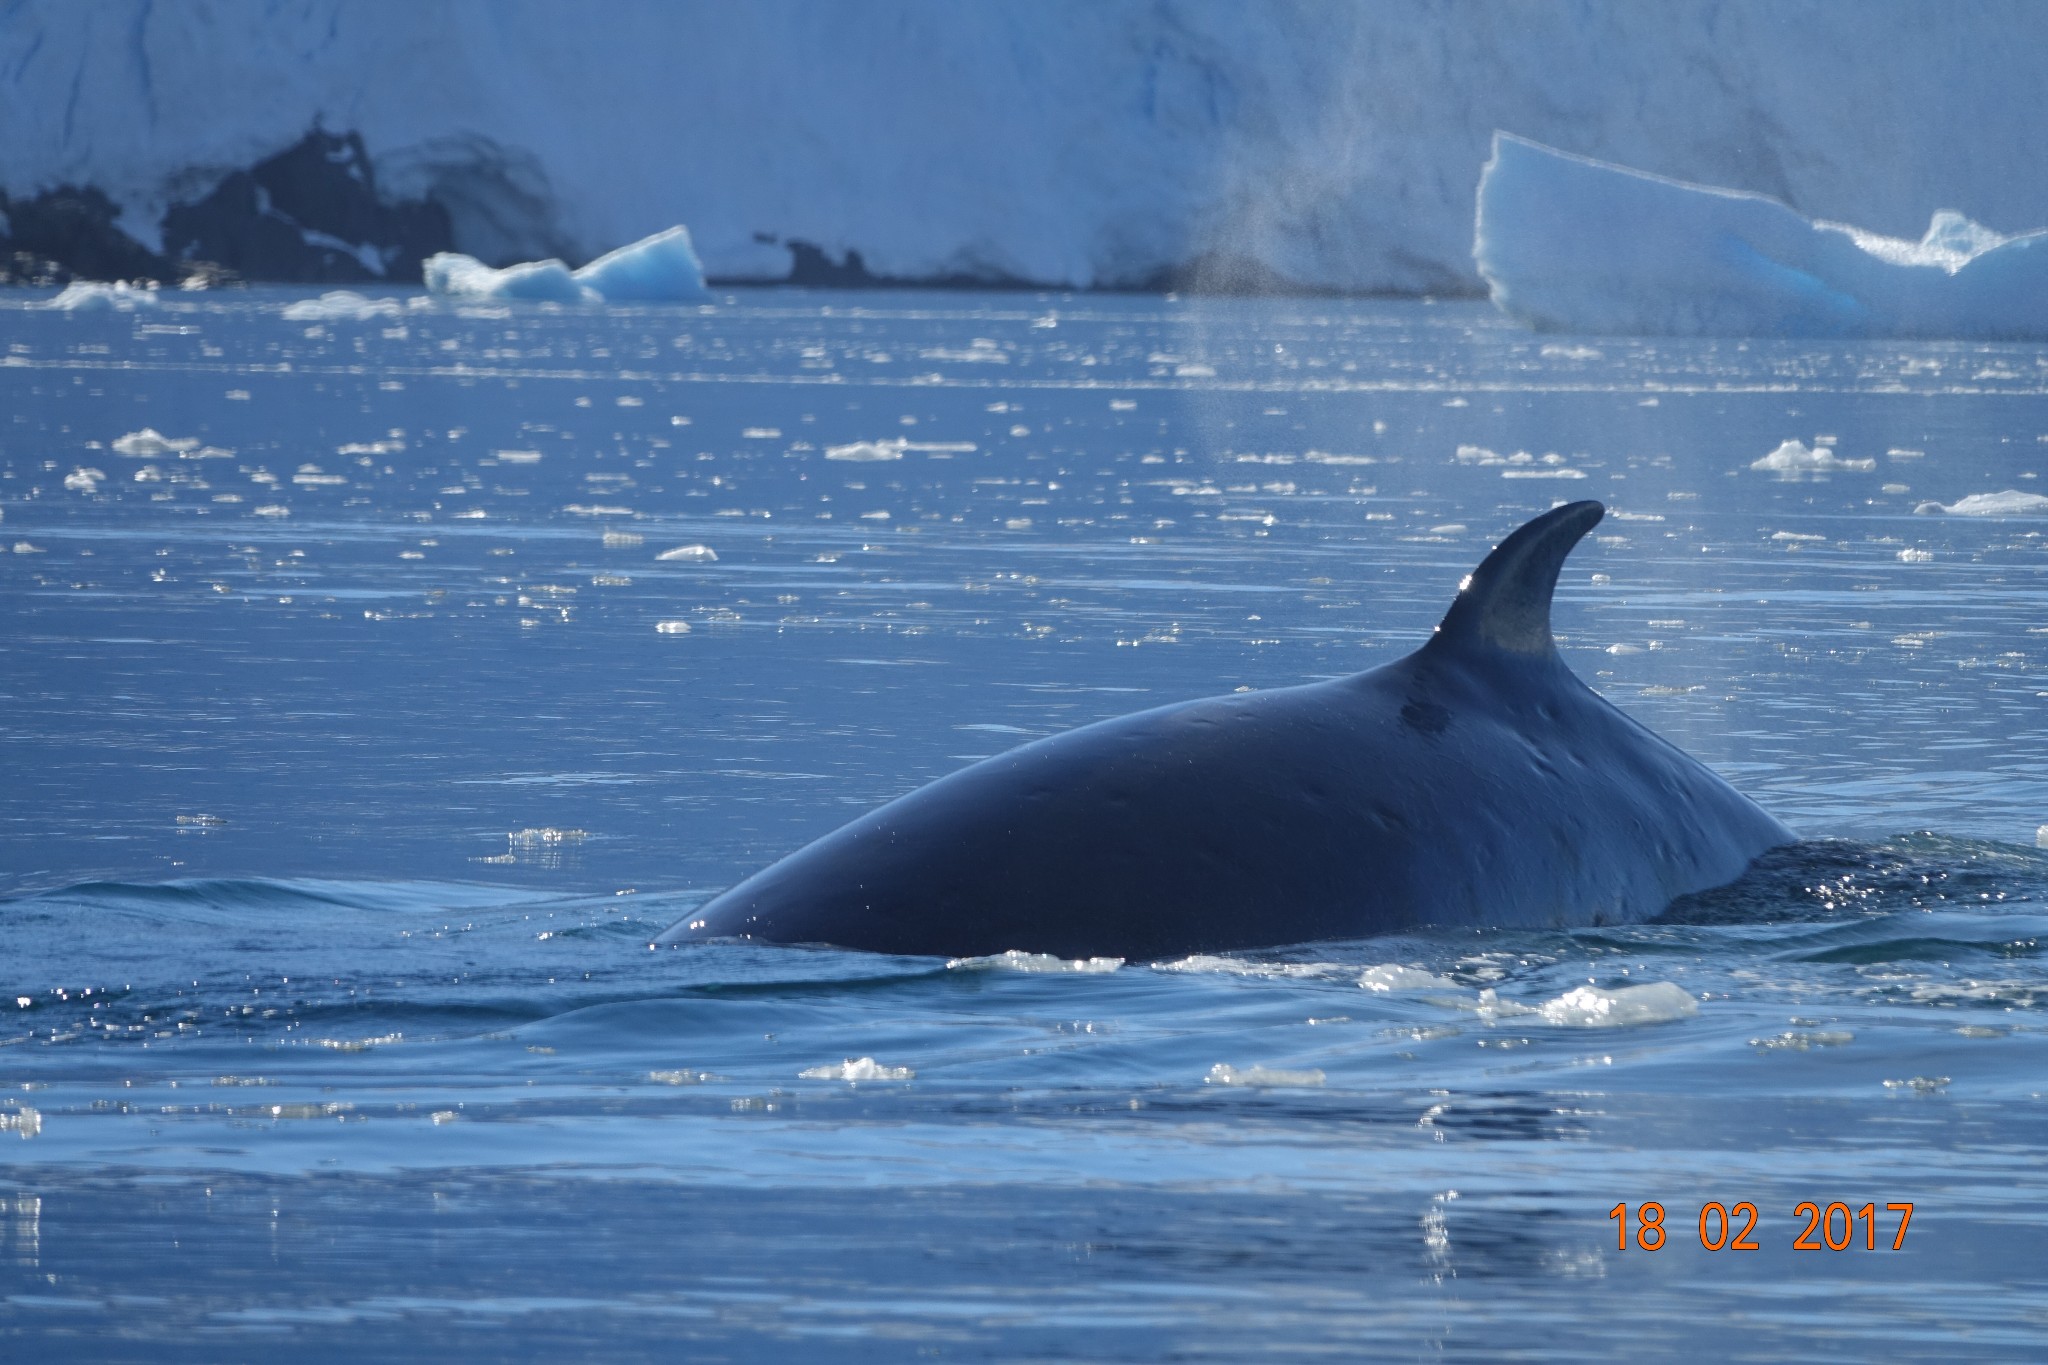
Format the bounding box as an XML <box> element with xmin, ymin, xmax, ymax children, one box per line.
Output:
<box><xmin>7</xmin><ymin>0</ymin><xmax>2048</xmax><ymax>294</ymax></box>
<box><xmin>1477</xmin><ymin>134</ymin><xmax>2048</xmax><ymax>338</ymax></box>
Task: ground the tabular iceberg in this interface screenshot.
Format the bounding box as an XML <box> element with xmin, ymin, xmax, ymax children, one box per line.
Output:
<box><xmin>424</xmin><ymin>224</ymin><xmax>707</xmax><ymax>304</ymax></box>
<box><xmin>1475</xmin><ymin>133</ymin><xmax>2048</xmax><ymax>338</ymax></box>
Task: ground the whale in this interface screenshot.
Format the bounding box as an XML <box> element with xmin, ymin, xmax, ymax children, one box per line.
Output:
<box><xmin>659</xmin><ymin>500</ymin><xmax>1795</xmax><ymax>959</ymax></box>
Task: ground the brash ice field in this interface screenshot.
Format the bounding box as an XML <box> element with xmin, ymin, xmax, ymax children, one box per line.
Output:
<box><xmin>3</xmin><ymin>287</ymin><xmax>2048</xmax><ymax>1359</ymax></box>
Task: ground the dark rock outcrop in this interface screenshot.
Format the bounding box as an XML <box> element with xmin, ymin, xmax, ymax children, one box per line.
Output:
<box><xmin>161</xmin><ymin>129</ymin><xmax>452</xmax><ymax>284</ymax></box>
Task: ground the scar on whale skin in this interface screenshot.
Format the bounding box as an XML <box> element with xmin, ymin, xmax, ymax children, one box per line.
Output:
<box><xmin>660</xmin><ymin>500</ymin><xmax>1796</xmax><ymax>960</ymax></box>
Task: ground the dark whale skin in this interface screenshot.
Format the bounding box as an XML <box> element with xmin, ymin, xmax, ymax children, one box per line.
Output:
<box><xmin>660</xmin><ymin>502</ymin><xmax>1795</xmax><ymax>959</ymax></box>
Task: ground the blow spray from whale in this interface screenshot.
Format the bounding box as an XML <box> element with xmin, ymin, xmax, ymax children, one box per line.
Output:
<box><xmin>659</xmin><ymin>502</ymin><xmax>1794</xmax><ymax>959</ymax></box>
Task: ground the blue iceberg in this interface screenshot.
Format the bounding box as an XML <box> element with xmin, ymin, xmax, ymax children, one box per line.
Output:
<box><xmin>424</xmin><ymin>224</ymin><xmax>707</xmax><ymax>304</ymax></box>
<box><xmin>1475</xmin><ymin>133</ymin><xmax>2048</xmax><ymax>338</ymax></box>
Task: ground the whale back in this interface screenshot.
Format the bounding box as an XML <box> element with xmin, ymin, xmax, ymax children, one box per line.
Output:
<box><xmin>1427</xmin><ymin>499</ymin><xmax>1604</xmax><ymax>659</ymax></box>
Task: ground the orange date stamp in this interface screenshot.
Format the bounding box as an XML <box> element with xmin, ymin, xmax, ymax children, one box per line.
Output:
<box><xmin>1609</xmin><ymin>1201</ymin><xmax>1914</xmax><ymax>1251</ymax></box>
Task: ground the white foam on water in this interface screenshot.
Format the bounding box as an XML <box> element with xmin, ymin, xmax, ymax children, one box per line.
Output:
<box><xmin>1205</xmin><ymin>1064</ymin><xmax>1325</xmax><ymax>1088</ymax></box>
<box><xmin>800</xmin><ymin>1057</ymin><xmax>913</xmax><ymax>1082</ymax></box>
<box><xmin>947</xmin><ymin>949</ymin><xmax>1123</xmax><ymax>973</ymax></box>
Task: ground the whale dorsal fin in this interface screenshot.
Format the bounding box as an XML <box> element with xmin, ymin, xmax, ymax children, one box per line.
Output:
<box><xmin>1429</xmin><ymin>500</ymin><xmax>1604</xmax><ymax>657</ymax></box>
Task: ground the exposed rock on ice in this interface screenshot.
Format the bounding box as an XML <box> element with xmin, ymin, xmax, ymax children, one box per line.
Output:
<box><xmin>1913</xmin><ymin>490</ymin><xmax>2048</xmax><ymax>516</ymax></box>
<box><xmin>425</xmin><ymin>224</ymin><xmax>706</xmax><ymax>304</ymax></box>
<box><xmin>1478</xmin><ymin>133</ymin><xmax>2048</xmax><ymax>338</ymax></box>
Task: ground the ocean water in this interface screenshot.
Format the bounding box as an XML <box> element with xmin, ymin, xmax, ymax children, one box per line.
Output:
<box><xmin>3</xmin><ymin>286</ymin><xmax>2048</xmax><ymax>1360</ymax></box>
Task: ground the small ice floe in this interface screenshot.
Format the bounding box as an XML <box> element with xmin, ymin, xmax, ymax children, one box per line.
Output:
<box><xmin>826</xmin><ymin>439</ymin><xmax>907</xmax><ymax>462</ymax></box>
<box><xmin>1205</xmin><ymin>1063</ymin><xmax>1325</xmax><ymax>1088</ymax></box>
<box><xmin>63</xmin><ymin>467</ymin><xmax>105</xmax><ymax>492</ymax></box>
<box><xmin>1913</xmin><ymin>490</ymin><xmax>2048</xmax><ymax>516</ymax></box>
<box><xmin>1356</xmin><ymin>964</ymin><xmax>1460</xmax><ymax>993</ymax></box>
<box><xmin>1770</xmin><ymin>531</ymin><xmax>1826</xmax><ymax>542</ymax></box>
<box><xmin>507</xmin><ymin>827</ymin><xmax>587</xmax><ymax>847</ymax></box>
<box><xmin>0</xmin><ymin>1106</ymin><xmax>41</xmax><ymax>1138</ymax></box>
<box><xmin>282</xmin><ymin>291</ymin><xmax>405</xmax><ymax>322</ymax></box>
<box><xmin>654</xmin><ymin>620</ymin><xmax>692</xmax><ymax>635</ymax></box>
<box><xmin>1536</xmin><ymin>982</ymin><xmax>1699</xmax><ymax>1027</ymax></box>
<box><xmin>112</xmin><ymin>427</ymin><xmax>198</xmax><ymax>458</ymax></box>
<box><xmin>1882</xmin><ymin>1076</ymin><xmax>1950</xmax><ymax>1094</ymax></box>
<box><xmin>947</xmin><ymin>949</ymin><xmax>1123</xmax><ymax>973</ymax></box>
<box><xmin>425</xmin><ymin>225</ymin><xmax>708</xmax><ymax>304</ymax></box>
<box><xmin>1454</xmin><ymin>983</ymin><xmax>1698</xmax><ymax>1027</ymax></box>
<box><xmin>799</xmin><ymin>1057</ymin><xmax>913</xmax><ymax>1082</ymax></box>
<box><xmin>1751</xmin><ymin>439</ymin><xmax>1875</xmax><ymax>476</ymax></box>
<box><xmin>1750</xmin><ymin>1029</ymin><xmax>1854</xmax><ymax>1051</ymax></box>
<box><xmin>648</xmin><ymin>1069</ymin><xmax>718</xmax><ymax>1085</ymax></box>
<box><xmin>2036</xmin><ymin>823</ymin><xmax>2047</xmax><ymax>849</ymax></box>
<box><xmin>1897</xmin><ymin>548</ymin><xmax>1934</xmax><ymax>563</ymax></box>
<box><xmin>1154</xmin><ymin>954</ymin><xmax>1351</xmax><ymax>980</ymax></box>
<box><xmin>36</xmin><ymin>281</ymin><xmax>159</xmax><ymax>311</ymax></box>
<box><xmin>655</xmin><ymin>544</ymin><xmax>718</xmax><ymax>562</ymax></box>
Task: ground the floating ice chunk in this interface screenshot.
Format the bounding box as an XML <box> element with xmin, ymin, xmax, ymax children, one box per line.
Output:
<box><xmin>1356</xmin><ymin>964</ymin><xmax>1460</xmax><ymax>993</ymax></box>
<box><xmin>1882</xmin><ymin>1075</ymin><xmax>1950</xmax><ymax>1094</ymax></box>
<box><xmin>1477</xmin><ymin>133</ymin><xmax>2048</xmax><ymax>339</ymax></box>
<box><xmin>1897</xmin><ymin>548</ymin><xmax>1933</xmax><ymax>563</ymax></box>
<box><xmin>569</xmin><ymin>225</ymin><xmax>709</xmax><ymax>302</ymax></box>
<box><xmin>1751</xmin><ymin>1029</ymin><xmax>1854</xmax><ymax>1051</ymax></box>
<box><xmin>654</xmin><ymin>620</ymin><xmax>692</xmax><ymax>634</ymax></box>
<box><xmin>1205</xmin><ymin>1063</ymin><xmax>1325</xmax><ymax>1088</ymax></box>
<box><xmin>648</xmin><ymin>1069</ymin><xmax>718</xmax><ymax>1085</ymax></box>
<box><xmin>1751</xmin><ymin>439</ymin><xmax>1876</xmax><ymax>476</ymax></box>
<box><xmin>800</xmin><ymin>1056</ymin><xmax>913</xmax><ymax>1081</ymax></box>
<box><xmin>37</xmin><ymin>281</ymin><xmax>159</xmax><ymax>311</ymax></box>
<box><xmin>0</xmin><ymin>1106</ymin><xmax>42</xmax><ymax>1138</ymax></box>
<box><xmin>424</xmin><ymin>225</ymin><xmax>707</xmax><ymax>304</ymax></box>
<box><xmin>112</xmin><ymin>427</ymin><xmax>199</xmax><ymax>458</ymax></box>
<box><xmin>2037</xmin><ymin>824</ymin><xmax>2048</xmax><ymax>849</ymax></box>
<box><xmin>1154</xmin><ymin>955</ymin><xmax>1351</xmax><ymax>980</ymax></box>
<box><xmin>424</xmin><ymin>252</ymin><xmax>596</xmax><ymax>304</ymax></box>
<box><xmin>1537</xmin><ymin>982</ymin><xmax>1699</xmax><ymax>1027</ymax></box>
<box><xmin>282</xmin><ymin>291</ymin><xmax>405</xmax><ymax>321</ymax></box>
<box><xmin>1913</xmin><ymin>490</ymin><xmax>2048</xmax><ymax>516</ymax></box>
<box><xmin>947</xmin><ymin>949</ymin><xmax>1123</xmax><ymax>973</ymax></box>
<box><xmin>63</xmin><ymin>468</ymin><xmax>105</xmax><ymax>492</ymax></box>
<box><xmin>826</xmin><ymin>439</ymin><xmax>908</xmax><ymax>462</ymax></box>
<box><xmin>655</xmin><ymin>544</ymin><xmax>718</xmax><ymax>562</ymax></box>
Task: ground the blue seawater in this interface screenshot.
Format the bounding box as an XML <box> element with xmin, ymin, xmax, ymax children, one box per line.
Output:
<box><xmin>3</xmin><ymin>288</ymin><xmax>2047</xmax><ymax>1359</ymax></box>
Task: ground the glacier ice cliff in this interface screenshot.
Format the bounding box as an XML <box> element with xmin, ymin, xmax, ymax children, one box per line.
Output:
<box><xmin>1476</xmin><ymin>134</ymin><xmax>2048</xmax><ymax>338</ymax></box>
<box><xmin>7</xmin><ymin>0</ymin><xmax>2048</xmax><ymax>297</ymax></box>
